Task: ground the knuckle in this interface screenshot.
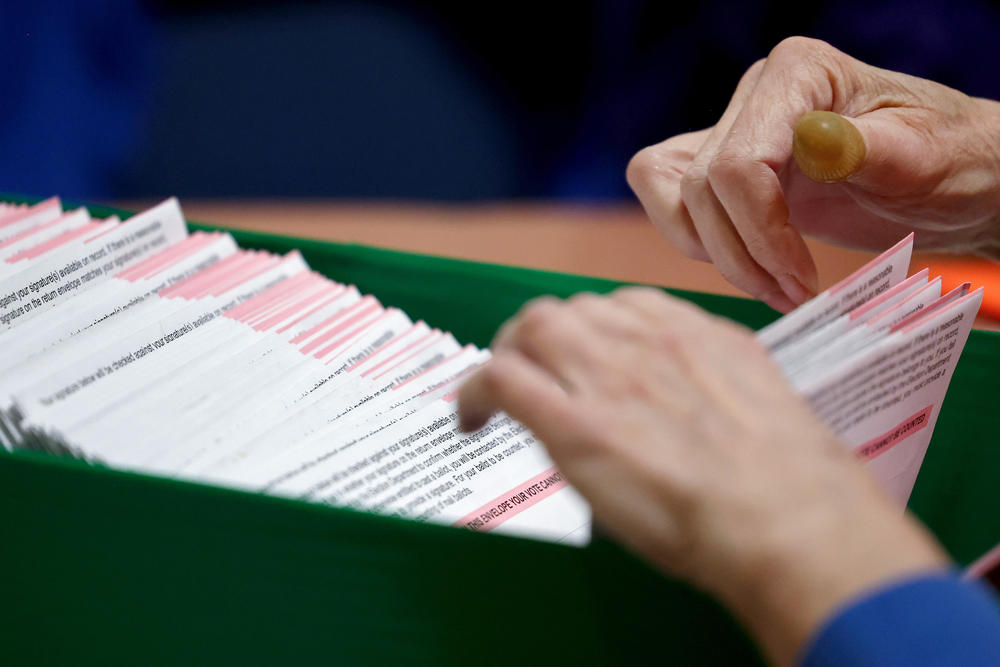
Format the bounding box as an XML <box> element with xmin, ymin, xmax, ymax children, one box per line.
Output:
<box><xmin>705</xmin><ymin>153</ymin><xmax>743</xmax><ymax>191</ymax></box>
<box><xmin>672</xmin><ymin>297</ymin><xmax>712</xmax><ymax>323</ymax></box>
<box><xmin>741</xmin><ymin>233</ymin><xmax>774</xmax><ymax>264</ymax></box>
<box><xmin>740</xmin><ymin>58</ymin><xmax>766</xmax><ymax>85</ymax></box>
<box><xmin>628</xmin><ymin>139</ymin><xmax>695</xmax><ymax>192</ymax></box>
<box><xmin>678</xmin><ymin>165</ymin><xmax>708</xmax><ymax>209</ymax></box>
<box><xmin>612</xmin><ymin>285</ymin><xmax>667</xmax><ymax>307</ymax></box>
<box><xmin>477</xmin><ymin>356</ymin><xmax>515</xmax><ymax>395</ymax></box>
<box><xmin>568</xmin><ymin>291</ymin><xmax>619</xmax><ymax>322</ymax></box>
<box><xmin>678</xmin><ymin>163</ymin><xmax>706</xmax><ymax>193</ymax></box>
<box><xmin>567</xmin><ymin>291</ymin><xmax>604</xmax><ymax>310</ymax></box>
<box><xmin>615</xmin><ymin>286</ymin><xmax>700</xmax><ymax>316</ymax></box>
<box><xmin>769</xmin><ymin>36</ymin><xmax>831</xmax><ymax>61</ymax></box>
<box><xmin>769</xmin><ymin>37</ymin><xmax>846</xmax><ymax>79</ymax></box>
<box><xmin>518</xmin><ymin>296</ymin><xmax>558</xmax><ymax>321</ymax></box>
<box><xmin>767</xmin><ymin>37</ymin><xmax>849</xmax><ymax>104</ymax></box>
<box><xmin>517</xmin><ymin>298</ymin><xmax>562</xmax><ymax>336</ymax></box>
<box><xmin>625</xmin><ymin>147</ymin><xmax>659</xmax><ymax>190</ymax></box>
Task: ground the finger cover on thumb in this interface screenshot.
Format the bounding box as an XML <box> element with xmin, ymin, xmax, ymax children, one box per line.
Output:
<box><xmin>793</xmin><ymin>111</ymin><xmax>867</xmax><ymax>183</ymax></box>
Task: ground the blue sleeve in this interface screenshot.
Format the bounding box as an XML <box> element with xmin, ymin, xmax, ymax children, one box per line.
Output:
<box><xmin>800</xmin><ymin>571</ymin><xmax>1000</xmax><ymax>666</ymax></box>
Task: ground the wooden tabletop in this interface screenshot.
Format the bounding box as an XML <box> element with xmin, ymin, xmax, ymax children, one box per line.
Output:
<box><xmin>116</xmin><ymin>199</ymin><xmax>1000</xmax><ymax>330</ymax></box>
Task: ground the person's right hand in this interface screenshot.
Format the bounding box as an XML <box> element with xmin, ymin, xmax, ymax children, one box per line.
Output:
<box><xmin>456</xmin><ymin>287</ymin><xmax>948</xmax><ymax>665</ymax></box>
<box><xmin>627</xmin><ymin>37</ymin><xmax>1000</xmax><ymax>313</ymax></box>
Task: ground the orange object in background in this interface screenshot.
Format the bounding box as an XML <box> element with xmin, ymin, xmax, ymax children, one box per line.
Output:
<box><xmin>921</xmin><ymin>256</ymin><xmax>1000</xmax><ymax>321</ymax></box>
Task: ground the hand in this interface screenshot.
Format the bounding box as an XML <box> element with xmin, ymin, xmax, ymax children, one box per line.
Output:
<box><xmin>457</xmin><ymin>288</ymin><xmax>947</xmax><ymax>665</ymax></box>
<box><xmin>626</xmin><ymin>37</ymin><xmax>1000</xmax><ymax>313</ymax></box>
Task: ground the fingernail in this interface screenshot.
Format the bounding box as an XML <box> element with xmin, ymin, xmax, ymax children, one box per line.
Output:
<box><xmin>778</xmin><ymin>275</ymin><xmax>816</xmax><ymax>306</ymax></box>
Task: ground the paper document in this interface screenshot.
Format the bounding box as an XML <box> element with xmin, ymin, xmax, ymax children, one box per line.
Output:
<box><xmin>759</xmin><ymin>234</ymin><xmax>981</xmax><ymax>505</ymax></box>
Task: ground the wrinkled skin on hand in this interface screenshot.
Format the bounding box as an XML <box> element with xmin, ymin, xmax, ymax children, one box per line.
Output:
<box><xmin>458</xmin><ymin>288</ymin><xmax>946</xmax><ymax>665</ymax></box>
<box><xmin>627</xmin><ymin>36</ymin><xmax>1000</xmax><ymax>313</ymax></box>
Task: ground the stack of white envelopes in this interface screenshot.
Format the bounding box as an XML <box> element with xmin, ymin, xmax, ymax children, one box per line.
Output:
<box><xmin>758</xmin><ymin>234</ymin><xmax>981</xmax><ymax>504</ymax></box>
<box><xmin>0</xmin><ymin>198</ymin><xmax>981</xmax><ymax>545</ymax></box>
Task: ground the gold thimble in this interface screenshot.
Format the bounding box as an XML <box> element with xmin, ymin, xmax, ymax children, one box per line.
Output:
<box><xmin>792</xmin><ymin>111</ymin><xmax>866</xmax><ymax>183</ymax></box>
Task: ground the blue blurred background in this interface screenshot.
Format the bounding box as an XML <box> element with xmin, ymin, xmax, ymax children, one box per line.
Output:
<box><xmin>3</xmin><ymin>0</ymin><xmax>999</xmax><ymax>202</ymax></box>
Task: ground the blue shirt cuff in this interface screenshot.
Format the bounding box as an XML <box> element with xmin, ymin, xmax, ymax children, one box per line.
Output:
<box><xmin>800</xmin><ymin>571</ymin><xmax>1000</xmax><ymax>666</ymax></box>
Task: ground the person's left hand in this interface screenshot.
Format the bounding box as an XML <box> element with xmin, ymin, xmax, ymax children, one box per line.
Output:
<box><xmin>457</xmin><ymin>287</ymin><xmax>946</xmax><ymax>666</ymax></box>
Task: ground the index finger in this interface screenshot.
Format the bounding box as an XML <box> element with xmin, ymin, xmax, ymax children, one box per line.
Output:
<box><xmin>706</xmin><ymin>38</ymin><xmax>858</xmax><ymax>301</ymax></box>
<box><xmin>456</xmin><ymin>349</ymin><xmax>575</xmax><ymax>443</ymax></box>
